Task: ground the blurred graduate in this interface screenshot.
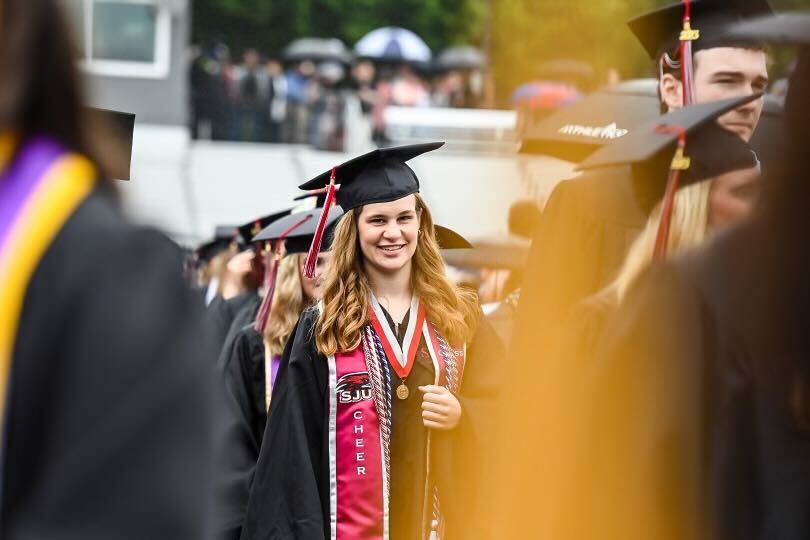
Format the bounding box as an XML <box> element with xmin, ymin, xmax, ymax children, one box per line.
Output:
<box><xmin>0</xmin><ymin>0</ymin><xmax>215</xmax><ymax>538</ymax></box>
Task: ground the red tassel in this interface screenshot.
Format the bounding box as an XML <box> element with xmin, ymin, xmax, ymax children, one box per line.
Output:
<box><xmin>679</xmin><ymin>0</ymin><xmax>698</xmax><ymax>105</ymax></box>
<box><xmin>303</xmin><ymin>167</ymin><xmax>337</xmax><ymax>278</ymax></box>
<box><xmin>653</xmin><ymin>125</ymin><xmax>689</xmax><ymax>260</ymax></box>
<box><xmin>253</xmin><ymin>214</ymin><xmax>314</xmax><ymax>333</ymax></box>
<box><xmin>254</xmin><ymin>245</ymin><xmax>281</xmax><ymax>333</ymax></box>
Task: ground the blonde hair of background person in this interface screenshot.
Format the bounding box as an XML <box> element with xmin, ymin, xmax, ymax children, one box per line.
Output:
<box><xmin>613</xmin><ymin>180</ymin><xmax>712</xmax><ymax>301</ymax></box>
<box><xmin>315</xmin><ymin>193</ymin><xmax>479</xmax><ymax>356</ymax></box>
<box><xmin>263</xmin><ymin>253</ymin><xmax>306</xmax><ymax>358</ymax></box>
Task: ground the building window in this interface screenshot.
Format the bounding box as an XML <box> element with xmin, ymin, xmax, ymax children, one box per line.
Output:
<box><xmin>70</xmin><ymin>0</ymin><xmax>171</xmax><ymax>79</ymax></box>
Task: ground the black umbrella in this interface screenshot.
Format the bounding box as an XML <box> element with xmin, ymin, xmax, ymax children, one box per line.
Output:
<box><xmin>282</xmin><ymin>38</ymin><xmax>352</xmax><ymax>64</ymax></box>
<box><xmin>437</xmin><ymin>45</ymin><xmax>486</xmax><ymax>70</ymax></box>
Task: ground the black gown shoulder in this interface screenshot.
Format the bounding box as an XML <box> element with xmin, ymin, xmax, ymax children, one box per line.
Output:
<box><xmin>3</xmin><ymin>188</ymin><xmax>215</xmax><ymax>539</ymax></box>
<box><xmin>240</xmin><ymin>307</ymin><xmax>330</xmax><ymax>540</ymax></box>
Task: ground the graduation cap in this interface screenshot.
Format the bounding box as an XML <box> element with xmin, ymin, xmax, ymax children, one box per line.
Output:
<box><xmin>252</xmin><ymin>206</ymin><xmax>344</xmax><ymax>333</ymax></box>
<box><xmin>443</xmin><ymin>237</ymin><xmax>530</xmax><ymax>271</ymax></box>
<box><xmin>253</xmin><ymin>206</ymin><xmax>345</xmax><ymax>254</ymax></box>
<box><xmin>85</xmin><ymin>107</ymin><xmax>135</xmax><ymax>181</ymax></box>
<box><xmin>724</xmin><ymin>12</ymin><xmax>810</xmax><ymax>45</ymax></box>
<box><xmin>235</xmin><ymin>208</ymin><xmax>294</xmax><ymax>246</ymax></box>
<box><xmin>579</xmin><ymin>93</ymin><xmax>761</xmax><ymax>258</ymax></box>
<box><xmin>297</xmin><ymin>142</ymin><xmax>444</xmax><ymax>277</ymax></box>
<box><xmin>628</xmin><ymin>0</ymin><xmax>772</xmax><ymax>105</ymax></box>
<box><xmin>628</xmin><ymin>0</ymin><xmax>773</xmax><ymax>60</ymax></box>
<box><xmin>519</xmin><ymin>79</ymin><xmax>660</xmax><ymax>162</ymax></box>
<box><xmin>434</xmin><ymin>225</ymin><xmax>472</xmax><ymax>249</ymax></box>
<box><xmin>578</xmin><ymin>94</ymin><xmax>760</xmax><ymax>172</ymax></box>
<box><xmin>193</xmin><ymin>225</ymin><xmax>239</xmax><ymax>264</ymax></box>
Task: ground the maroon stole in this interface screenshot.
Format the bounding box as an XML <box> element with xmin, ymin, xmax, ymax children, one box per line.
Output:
<box><xmin>326</xmin><ymin>296</ymin><xmax>466</xmax><ymax>540</ymax></box>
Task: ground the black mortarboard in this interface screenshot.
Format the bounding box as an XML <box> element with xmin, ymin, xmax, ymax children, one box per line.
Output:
<box><xmin>298</xmin><ymin>142</ymin><xmax>444</xmax><ymax>211</ymax></box>
<box><xmin>443</xmin><ymin>237</ymin><xmax>530</xmax><ymax>271</ymax></box>
<box><xmin>581</xmin><ymin>93</ymin><xmax>762</xmax><ymax>258</ymax></box>
<box><xmin>252</xmin><ymin>207</ymin><xmax>344</xmax><ymax>333</ymax></box>
<box><xmin>628</xmin><ymin>0</ymin><xmax>773</xmax><ymax>59</ymax></box>
<box><xmin>253</xmin><ymin>207</ymin><xmax>344</xmax><ymax>254</ymax></box>
<box><xmin>194</xmin><ymin>239</ymin><xmax>231</xmax><ymax>264</ymax></box>
<box><xmin>724</xmin><ymin>12</ymin><xmax>810</xmax><ymax>45</ymax></box>
<box><xmin>85</xmin><ymin>107</ymin><xmax>135</xmax><ymax>180</ymax></box>
<box><xmin>577</xmin><ymin>93</ymin><xmax>761</xmax><ymax>175</ymax></box>
<box><xmin>194</xmin><ymin>225</ymin><xmax>238</xmax><ymax>263</ymax></box>
<box><xmin>519</xmin><ymin>79</ymin><xmax>659</xmax><ymax>162</ymax></box>
<box><xmin>236</xmin><ymin>208</ymin><xmax>293</xmax><ymax>245</ymax></box>
<box><xmin>434</xmin><ymin>225</ymin><xmax>472</xmax><ymax>249</ymax></box>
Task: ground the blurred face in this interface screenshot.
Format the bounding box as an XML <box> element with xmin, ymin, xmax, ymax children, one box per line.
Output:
<box><xmin>300</xmin><ymin>251</ymin><xmax>331</xmax><ymax>301</ymax></box>
<box><xmin>357</xmin><ymin>195</ymin><xmax>420</xmax><ymax>275</ymax></box>
<box><xmin>660</xmin><ymin>47</ymin><xmax>768</xmax><ymax>141</ymax></box>
<box><xmin>708</xmin><ymin>165</ymin><xmax>761</xmax><ymax>233</ymax></box>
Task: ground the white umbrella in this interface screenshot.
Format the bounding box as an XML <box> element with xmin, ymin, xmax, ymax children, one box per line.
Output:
<box><xmin>354</xmin><ymin>27</ymin><xmax>431</xmax><ymax>62</ymax></box>
<box><xmin>437</xmin><ymin>45</ymin><xmax>486</xmax><ymax>70</ymax></box>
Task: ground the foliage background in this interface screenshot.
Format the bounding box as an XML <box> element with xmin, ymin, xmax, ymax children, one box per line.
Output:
<box><xmin>193</xmin><ymin>0</ymin><xmax>810</xmax><ymax>103</ymax></box>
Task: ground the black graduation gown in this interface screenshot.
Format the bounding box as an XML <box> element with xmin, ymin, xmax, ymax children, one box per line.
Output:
<box><xmin>492</xmin><ymin>166</ymin><xmax>648</xmax><ymax>536</ymax></box>
<box><xmin>2</xmin><ymin>188</ymin><xmax>216</xmax><ymax>539</ymax></box>
<box><xmin>208</xmin><ymin>291</ymin><xmax>261</xmax><ymax>359</ymax></box>
<box><xmin>241</xmin><ymin>308</ymin><xmax>498</xmax><ymax>539</ymax></box>
<box><xmin>215</xmin><ymin>325</ymin><xmax>266</xmax><ymax>540</ymax></box>
<box><xmin>589</xmin><ymin>214</ymin><xmax>810</xmax><ymax>540</ymax></box>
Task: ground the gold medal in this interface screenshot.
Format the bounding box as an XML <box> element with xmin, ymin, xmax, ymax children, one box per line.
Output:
<box><xmin>396</xmin><ymin>382</ymin><xmax>409</xmax><ymax>400</ymax></box>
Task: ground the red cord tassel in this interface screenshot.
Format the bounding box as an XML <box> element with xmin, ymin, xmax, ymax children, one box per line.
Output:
<box><xmin>653</xmin><ymin>125</ymin><xmax>690</xmax><ymax>260</ymax></box>
<box><xmin>253</xmin><ymin>214</ymin><xmax>314</xmax><ymax>333</ymax></box>
<box><xmin>679</xmin><ymin>0</ymin><xmax>699</xmax><ymax>105</ymax></box>
<box><xmin>303</xmin><ymin>167</ymin><xmax>337</xmax><ymax>278</ymax></box>
<box><xmin>254</xmin><ymin>244</ymin><xmax>281</xmax><ymax>333</ymax></box>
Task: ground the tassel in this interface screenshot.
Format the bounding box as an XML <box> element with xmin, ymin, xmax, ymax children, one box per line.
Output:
<box><xmin>253</xmin><ymin>214</ymin><xmax>315</xmax><ymax>333</ymax></box>
<box><xmin>303</xmin><ymin>166</ymin><xmax>338</xmax><ymax>278</ymax></box>
<box><xmin>679</xmin><ymin>0</ymin><xmax>699</xmax><ymax>106</ymax></box>
<box><xmin>653</xmin><ymin>125</ymin><xmax>689</xmax><ymax>259</ymax></box>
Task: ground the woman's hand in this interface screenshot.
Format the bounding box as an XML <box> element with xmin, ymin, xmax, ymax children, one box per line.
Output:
<box><xmin>418</xmin><ymin>385</ymin><xmax>462</xmax><ymax>430</ymax></box>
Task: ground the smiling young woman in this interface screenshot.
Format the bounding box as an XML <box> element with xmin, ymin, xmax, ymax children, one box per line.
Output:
<box><xmin>241</xmin><ymin>143</ymin><xmax>482</xmax><ymax>540</ymax></box>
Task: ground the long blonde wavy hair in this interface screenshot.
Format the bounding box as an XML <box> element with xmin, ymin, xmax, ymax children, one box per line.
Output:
<box><xmin>315</xmin><ymin>193</ymin><xmax>479</xmax><ymax>356</ymax></box>
<box><xmin>263</xmin><ymin>253</ymin><xmax>307</xmax><ymax>357</ymax></box>
<box><xmin>613</xmin><ymin>180</ymin><xmax>712</xmax><ymax>301</ymax></box>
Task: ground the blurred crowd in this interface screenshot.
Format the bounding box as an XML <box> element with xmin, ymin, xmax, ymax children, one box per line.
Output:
<box><xmin>189</xmin><ymin>43</ymin><xmax>493</xmax><ymax>150</ymax></box>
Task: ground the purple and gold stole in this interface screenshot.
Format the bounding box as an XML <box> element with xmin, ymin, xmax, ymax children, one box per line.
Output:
<box><xmin>0</xmin><ymin>135</ymin><xmax>96</xmax><ymax>423</ymax></box>
<box><xmin>325</xmin><ymin>296</ymin><xmax>466</xmax><ymax>540</ymax></box>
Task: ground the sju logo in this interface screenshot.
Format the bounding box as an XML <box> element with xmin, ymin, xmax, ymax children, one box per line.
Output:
<box><xmin>336</xmin><ymin>372</ymin><xmax>373</xmax><ymax>404</ymax></box>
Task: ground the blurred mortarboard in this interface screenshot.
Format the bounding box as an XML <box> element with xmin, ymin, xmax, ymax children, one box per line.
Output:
<box><xmin>298</xmin><ymin>142</ymin><xmax>444</xmax><ymax>211</ymax></box>
<box><xmin>519</xmin><ymin>79</ymin><xmax>659</xmax><ymax>162</ymax></box>
<box><xmin>724</xmin><ymin>12</ymin><xmax>810</xmax><ymax>44</ymax></box>
<box><xmin>578</xmin><ymin>93</ymin><xmax>761</xmax><ymax>181</ymax></box>
<box><xmin>253</xmin><ymin>206</ymin><xmax>344</xmax><ymax>254</ymax></box>
<box><xmin>628</xmin><ymin>0</ymin><xmax>773</xmax><ymax>59</ymax></box>
<box><xmin>236</xmin><ymin>208</ymin><xmax>293</xmax><ymax>245</ymax></box>
<box><xmin>85</xmin><ymin>107</ymin><xmax>135</xmax><ymax>180</ymax></box>
<box><xmin>194</xmin><ymin>224</ymin><xmax>238</xmax><ymax>262</ymax></box>
<box><xmin>443</xmin><ymin>237</ymin><xmax>530</xmax><ymax>271</ymax></box>
<box><xmin>434</xmin><ymin>224</ymin><xmax>472</xmax><ymax>249</ymax></box>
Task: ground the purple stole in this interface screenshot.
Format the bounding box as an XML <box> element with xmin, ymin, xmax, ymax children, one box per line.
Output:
<box><xmin>0</xmin><ymin>136</ymin><xmax>96</xmax><ymax>426</ymax></box>
<box><xmin>326</xmin><ymin>298</ymin><xmax>466</xmax><ymax>540</ymax></box>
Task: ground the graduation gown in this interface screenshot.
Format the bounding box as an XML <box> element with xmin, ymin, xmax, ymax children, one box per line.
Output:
<box><xmin>240</xmin><ymin>307</ymin><xmax>497</xmax><ymax>540</ymax></box>
<box><xmin>568</xmin><ymin>213</ymin><xmax>810</xmax><ymax>540</ymax></box>
<box><xmin>208</xmin><ymin>291</ymin><xmax>261</xmax><ymax>359</ymax></box>
<box><xmin>2</xmin><ymin>188</ymin><xmax>216</xmax><ymax>539</ymax></box>
<box><xmin>491</xmin><ymin>166</ymin><xmax>648</xmax><ymax>534</ymax></box>
<box><xmin>215</xmin><ymin>325</ymin><xmax>266</xmax><ymax>540</ymax></box>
